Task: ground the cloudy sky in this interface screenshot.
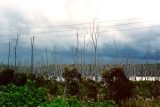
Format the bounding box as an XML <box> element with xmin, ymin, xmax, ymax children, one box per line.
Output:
<box><xmin>0</xmin><ymin>0</ymin><xmax>160</xmax><ymax>64</ymax></box>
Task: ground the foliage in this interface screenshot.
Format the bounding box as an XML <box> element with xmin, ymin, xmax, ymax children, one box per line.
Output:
<box><xmin>0</xmin><ymin>67</ymin><xmax>159</xmax><ymax>106</ymax></box>
<box><xmin>133</xmin><ymin>87</ymin><xmax>151</xmax><ymax>98</ymax></box>
<box><xmin>63</xmin><ymin>67</ymin><xmax>81</xmax><ymax>82</ymax></box>
<box><xmin>42</xmin><ymin>78</ymin><xmax>63</xmax><ymax>96</ymax></box>
<box><xmin>121</xmin><ymin>97</ymin><xmax>160</xmax><ymax>107</ymax></box>
<box><xmin>40</xmin><ymin>97</ymin><xmax>115</xmax><ymax>107</ymax></box>
<box><xmin>0</xmin><ymin>68</ymin><xmax>63</xmax><ymax>97</ymax></box>
<box><xmin>27</xmin><ymin>73</ymin><xmax>37</xmax><ymax>80</ymax></box>
<box><xmin>28</xmin><ymin>74</ymin><xmax>64</xmax><ymax>96</ymax></box>
<box><xmin>13</xmin><ymin>72</ymin><xmax>27</xmax><ymax>86</ymax></box>
<box><xmin>101</xmin><ymin>67</ymin><xmax>134</xmax><ymax>102</ymax></box>
<box><xmin>62</xmin><ymin>67</ymin><xmax>82</xmax><ymax>96</ymax></box>
<box><xmin>0</xmin><ymin>68</ymin><xmax>14</xmax><ymax>85</ymax></box>
<box><xmin>132</xmin><ymin>80</ymin><xmax>160</xmax><ymax>98</ymax></box>
<box><xmin>81</xmin><ymin>78</ymin><xmax>98</xmax><ymax>100</ymax></box>
<box><xmin>0</xmin><ymin>79</ymin><xmax>48</xmax><ymax>107</ymax></box>
<box><xmin>152</xmin><ymin>80</ymin><xmax>160</xmax><ymax>98</ymax></box>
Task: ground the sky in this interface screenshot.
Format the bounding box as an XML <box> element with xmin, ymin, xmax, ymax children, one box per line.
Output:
<box><xmin>0</xmin><ymin>0</ymin><xmax>160</xmax><ymax>64</ymax></box>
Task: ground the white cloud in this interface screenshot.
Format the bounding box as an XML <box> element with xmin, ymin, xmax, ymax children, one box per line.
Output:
<box><xmin>0</xmin><ymin>0</ymin><xmax>159</xmax><ymax>22</ymax></box>
<box><xmin>0</xmin><ymin>0</ymin><xmax>160</xmax><ymax>49</ymax></box>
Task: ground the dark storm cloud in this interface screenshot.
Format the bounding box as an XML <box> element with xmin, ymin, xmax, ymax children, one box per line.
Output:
<box><xmin>0</xmin><ymin>7</ymin><xmax>160</xmax><ymax>64</ymax></box>
<box><xmin>100</xmin><ymin>44</ymin><xmax>143</xmax><ymax>59</ymax></box>
<box><xmin>100</xmin><ymin>37</ymin><xmax>158</xmax><ymax>61</ymax></box>
<box><xmin>0</xmin><ymin>40</ymin><xmax>158</xmax><ymax>64</ymax></box>
<box><xmin>99</xmin><ymin>24</ymin><xmax>160</xmax><ymax>61</ymax></box>
<box><xmin>129</xmin><ymin>28</ymin><xmax>160</xmax><ymax>43</ymax></box>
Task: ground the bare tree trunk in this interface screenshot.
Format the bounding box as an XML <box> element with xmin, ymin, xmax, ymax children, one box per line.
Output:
<box><xmin>40</xmin><ymin>55</ymin><xmax>44</xmax><ymax>74</ymax></box>
<box><xmin>113</xmin><ymin>36</ymin><xmax>120</xmax><ymax>65</ymax></box>
<box><xmin>76</xmin><ymin>32</ymin><xmax>79</xmax><ymax>67</ymax></box>
<box><xmin>80</xmin><ymin>36</ymin><xmax>86</xmax><ymax>77</ymax></box>
<box><xmin>14</xmin><ymin>33</ymin><xmax>20</xmax><ymax>68</ymax></box>
<box><xmin>46</xmin><ymin>48</ymin><xmax>49</xmax><ymax>66</ymax></box>
<box><xmin>7</xmin><ymin>41</ymin><xmax>11</xmax><ymax>67</ymax></box>
<box><xmin>125</xmin><ymin>57</ymin><xmax>129</xmax><ymax>78</ymax></box>
<box><xmin>45</xmin><ymin>47</ymin><xmax>50</xmax><ymax>77</ymax></box>
<box><xmin>72</xmin><ymin>47</ymin><xmax>76</xmax><ymax>64</ymax></box>
<box><xmin>145</xmin><ymin>44</ymin><xmax>150</xmax><ymax>80</ymax></box>
<box><xmin>31</xmin><ymin>36</ymin><xmax>35</xmax><ymax>73</ymax></box>
<box><xmin>52</xmin><ymin>44</ymin><xmax>58</xmax><ymax>76</ymax></box>
<box><xmin>90</xmin><ymin>21</ymin><xmax>100</xmax><ymax>81</ymax></box>
<box><xmin>72</xmin><ymin>32</ymin><xmax>79</xmax><ymax>70</ymax></box>
<box><xmin>155</xmin><ymin>49</ymin><xmax>160</xmax><ymax>81</ymax></box>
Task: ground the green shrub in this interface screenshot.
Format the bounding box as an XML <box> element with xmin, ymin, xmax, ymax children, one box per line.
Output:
<box><xmin>40</xmin><ymin>97</ymin><xmax>115</xmax><ymax>107</ymax></box>
<box><xmin>40</xmin><ymin>97</ymin><xmax>81</xmax><ymax>107</ymax></box>
<box><xmin>0</xmin><ymin>79</ymin><xmax>48</xmax><ymax>107</ymax></box>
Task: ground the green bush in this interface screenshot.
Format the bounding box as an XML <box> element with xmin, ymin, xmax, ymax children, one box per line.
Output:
<box><xmin>40</xmin><ymin>97</ymin><xmax>82</xmax><ymax>107</ymax></box>
<box><xmin>14</xmin><ymin>72</ymin><xmax>63</xmax><ymax>96</ymax></box>
<box><xmin>40</xmin><ymin>97</ymin><xmax>115</xmax><ymax>107</ymax></box>
<box><xmin>0</xmin><ymin>79</ymin><xmax>48</xmax><ymax>107</ymax></box>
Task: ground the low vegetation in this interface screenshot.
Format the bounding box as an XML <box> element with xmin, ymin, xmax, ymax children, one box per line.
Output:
<box><xmin>0</xmin><ymin>67</ymin><xmax>159</xmax><ymax>107</ymax></box>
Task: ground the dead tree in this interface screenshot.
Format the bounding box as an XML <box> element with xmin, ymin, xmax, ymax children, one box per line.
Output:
<box><xmin>90</xmin><ymin>21</ymin><xmax>100</xmax><ymax>81</ymax></box>
<box><xmin>72</xmin><ymin>32</ymin><xmax>79</xmax><ymax>69</ymax></box>
<box><xmin>155</xmin><ymin>49</ymin><xmax>160</xmax><ymax>80</ymax></box>
<box><xmin>46</xmin><ymin>47</ymin><xmax>49</xmax><ymax>66</ymax></box>
<box><xmin>145</xmin><ymin>44</ymin><xmax>150</xmax><ymax>80</ymax></box>
<box><xmin>14</xmin><ymin>33</ymin><xmax>20</xmax><ymax>68</ymax></box>
<box><xmin>76</xmin><ymin>32</ymin><xmax>79</xmax><ymax>66</ymax></box>
<box><xmin>81</xmin><ymin>36</ymin><xmax>86</xmax><ymax>77</ymax></box>
<box><xmin>7</xmin><ymin>41</ymin><xmax>11</xmax><ymax>67</ymax></box>
<box><xmin>113</xmin><ymin>36</ymin><xmax>120</xmax><ymax>65</ymax></box>
<box><xmin>31</xmin><ymin>36</ymin><xmax>35</xmax><ymax>73</ymax></box>
<box><xmin>51</xmin><ymin>44</ymin><xmax>58</xmax><ymax>76</ymax></box>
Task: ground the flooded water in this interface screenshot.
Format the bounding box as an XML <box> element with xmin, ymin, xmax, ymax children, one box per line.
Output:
<box><xmin>56</xmin><ymin>76</ymin><xmax>160</xmax><ymax>81</ymax></box>
<box><xmin>129</xmin><ymin>76</ymin><xmax>160</xmax><ymax>81</ymax></box>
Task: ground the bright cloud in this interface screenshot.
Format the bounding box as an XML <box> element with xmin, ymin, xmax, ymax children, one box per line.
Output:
<box><xmin>0</xmin><ymin>0</ymin><xmax>160</xmax><ymax>63</ymax></box>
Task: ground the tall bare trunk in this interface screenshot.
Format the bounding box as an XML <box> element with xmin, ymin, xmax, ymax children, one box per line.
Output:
<box><xmin>113</xmin><ymin>36</ymin><xmax>120</xmax><ymax>65</ymax></box>
<box><xmin>90</xmin><ymin>21</ymin><xmax>100</xmax><ymax>81</ymax></box>
<box><xmin>31</xmin><ymin>36</ymin><xmax>35</xmax><ymax>73</ymax></box>
<box><xmin>7</xmin><ymin>41</ymin><xmax>11</xmax><ymax>67</ymax></box>
<box><xmin>14</xmin><ymin>33</ymin><xmax>20</xmax><ymax>68</ymax></box>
